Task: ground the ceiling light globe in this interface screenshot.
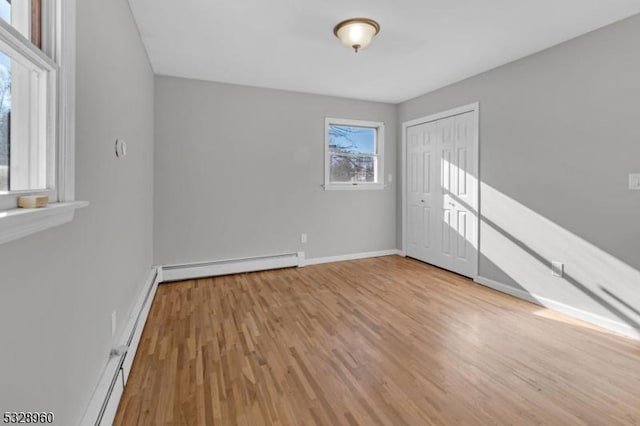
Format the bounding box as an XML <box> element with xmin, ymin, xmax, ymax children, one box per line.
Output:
<box><xmin>334</xmin><ymin>18</ymin><xmax>380</xmax><ymax>53</ymax></box>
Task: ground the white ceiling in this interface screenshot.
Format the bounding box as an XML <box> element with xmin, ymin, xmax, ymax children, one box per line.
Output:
<box><xmin>127</xmin><ymin>0</ymin><xmax>640</xmax><ymax>104</ymax></box>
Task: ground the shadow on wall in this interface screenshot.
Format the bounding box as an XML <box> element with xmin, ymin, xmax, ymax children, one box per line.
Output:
<box><xmin>412</xmin><ymin>158</ymin><xmax>640</xmax><ymax>336</ymax></box>
<box><xmin>477</xmin><ymin>182</ymin><xmax>640</xmax><ymax>333</ymax></box>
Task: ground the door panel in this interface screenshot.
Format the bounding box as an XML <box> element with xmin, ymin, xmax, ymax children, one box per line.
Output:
<box><xmin>409</xmin><ymin>205</ymin><xmax>419</xmax><ymax>246</ymax></box>
<box><xmin>407</xmin><ymin>122</ymin><xmax>437</xmax><ymax>262</ymax></box>
<box><xmin>410</xmin><ymin>152</ymin><xmax>419</xmax><ymax>193</ymax></box>
<box><xmin>422</xmin><ymin>207</ymin><xmax>431</xmax><ymax>249</ymax></box>
<box><xmin>423</xmin><ymin>152</ymin><xmax>431</xmax><ymax>194</ymax></box>
<box><xmin>441</xmin><ymin>148</ymin><xmax>452</xmax><ymax>193</ymax></box>
<box><xmin>442</xmin><ymin>209</ymin><xmax>451</xmax><ymax>256</ymax></box>
<box><xmin>451</xmin><ymin>112</ymin><xmax>477</xmax><ymax>277</ymax></box>
<box><xmin>457</xmin><ymin>210</ymin><xmax>467</xmax><ymax>259</ymax></box>
<box><xmin>457</xmin><ymin>147</ymin><xmax>468</xmax><ymax>196</ymax></box>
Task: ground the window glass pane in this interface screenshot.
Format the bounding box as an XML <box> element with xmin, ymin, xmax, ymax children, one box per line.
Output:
<box><xmin>0</xmin><ymin>0</ymin><xmax>31</xmax><ymax>41</ymax></box>
<box><xmin>0</xmin><ymin>48</ymin><xmax>48</xmax><ymax>193</ymax></box>
<box><xmin>329</xmin><ymin>125</ymin><xmax>376</xmax><ymax>155</ymax></box>
<box><xmin>0</xmin><ymin>51</ymin><xmax>9</xmax><ymax>192</ymax></box>
<box><xmin>0</xmin><ymin>1</ymin><xmax>10</xmax><ymax>25</ymax></box>
<box><xmin>330</xmin><ymin>154</ymin><xmax>376</xmax><ymax>183</ymax></box>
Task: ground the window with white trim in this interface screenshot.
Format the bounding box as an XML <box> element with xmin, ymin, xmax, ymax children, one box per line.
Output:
<box><xmin>324</xmin><ymin>118</ymin><xmax>384</xmax><ymax>190</ymax></box>
<box><xmin>0</xmin><ymin>0</ymin><xmax>84</xmax><ymax>245</ymax></box>
<box><xmin>0</xmin><ymin>0</ymin><xmax>56</xmax><ymax>210</ymax></box>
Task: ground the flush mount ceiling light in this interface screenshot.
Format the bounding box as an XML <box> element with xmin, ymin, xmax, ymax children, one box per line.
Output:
<box><xmin>333</xmin><ymin>18</ymin><xmax>380</xmax><ymax>53</ymax></box>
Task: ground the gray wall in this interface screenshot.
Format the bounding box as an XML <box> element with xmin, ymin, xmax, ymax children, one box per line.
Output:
<box><xmin>398</xmin><ymin>14</ymin><xmax>640</xmax><ymax>330</ymax></box>
<box><xmin>0</xmin><ymin>0</ymin><xmax>154</xmax><ymax>424</ymax></box>
<box><xmin>154</xmin><ymin>77</ymin><xmax>397</xmax><ymax>264</ymax></box>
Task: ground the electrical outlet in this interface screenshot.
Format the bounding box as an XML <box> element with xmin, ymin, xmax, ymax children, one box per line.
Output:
<box><xmin>551</xmin><ymin>261</ymin><xmax>564</xmax><ymax>278</ymax></box>
<box><xmin>388</xmin><ymin>174</ymin><xmax>393</xmax><ymax>183</ymax></box>
<box><xmin>629</xmin><ymin>173</ymin><xmax>640</xmax><ymax>190</ymax></box>
<box><xmin>111</xmin><ymin>310</ymin><xmax>117</xmax><ymax>337</ymax></box>
<box><xmin>301</xmin><ymin>233</ymin><xmax>307</xmax><ymax>244</ymax></box>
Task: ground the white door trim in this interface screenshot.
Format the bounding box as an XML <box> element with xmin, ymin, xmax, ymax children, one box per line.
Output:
<box><xmin>401</xmin><ymin>102</ymin><xmax>480</xmax><ymax>279</ymax></box>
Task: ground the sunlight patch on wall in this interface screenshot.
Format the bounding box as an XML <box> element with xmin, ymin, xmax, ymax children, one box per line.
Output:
<box><xmin>480</xmin><ymin>182</ymin><xmax>640</xmax><ymax>329</ymax></box>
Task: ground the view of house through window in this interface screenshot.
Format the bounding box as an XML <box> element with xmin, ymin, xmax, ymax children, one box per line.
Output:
<box><xmin>328</xmin><ymin>124</ymin><xmax>380</xmax><ymax>184</ymax></box>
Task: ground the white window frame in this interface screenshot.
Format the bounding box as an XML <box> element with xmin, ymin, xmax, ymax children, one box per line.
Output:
<box><xmin>0</xmin><ymin>0</ymin><xmax>86</xmax><ymax>245</ymax></box>
<box><xmin>0</xmin><ymin>17</ymin><xmax>57</xmax><ymax>203</ymax></box>
<box><xmin>324</xmin><ymin>117</ymin><xmax>385</xmax><ymax>191</ymax></box>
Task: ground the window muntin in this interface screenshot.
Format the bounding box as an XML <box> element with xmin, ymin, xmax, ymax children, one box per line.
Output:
<box><xmin>325</xmin><ymin>119</ymin><xmax>384</xmax><ymax>189</ymax></box>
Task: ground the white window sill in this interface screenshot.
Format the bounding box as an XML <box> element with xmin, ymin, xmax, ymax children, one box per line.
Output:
<box><xmin>323</xmin><ymin>184</ymin><xmax>386</xmax><ymax>191</ymax></box>
<box><xmin>0</xmin><ymin>201</ymin><xmax>89</xmax><ymax>245</ymax></box>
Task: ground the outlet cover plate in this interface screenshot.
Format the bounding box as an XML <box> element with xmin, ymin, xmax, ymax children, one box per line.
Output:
<box><xmin>111</xmin><ymin>311</ymin><xmax>117</xmax><ymax>337</ymax></box>
<box><xmin>629</xmin><ymin>174</ymin><xmax>640</xmax><ymax>190</ymax></box>
<box><xmin>551</xmin><ymin>261</ymin><xmax>564</xmax><ymax>277</ymax></box>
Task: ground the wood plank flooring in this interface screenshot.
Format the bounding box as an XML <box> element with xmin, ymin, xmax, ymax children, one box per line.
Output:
<box><xmin>114</xmin><ymin>256</ymin><xmax>640</xmax><ymax>425</ymax></box>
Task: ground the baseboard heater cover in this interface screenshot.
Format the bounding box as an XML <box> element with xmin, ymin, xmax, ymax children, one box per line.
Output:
<box><xmin>161</xmin><ymin>252</ymin><xmax>302</xmax><ymax>282</ymax></box>
<box><xmin>80</xmin><ymin>250</ymin><xmax>401</xmax><ymax>424</ymax></box>
<box><xmin>80</xmin><ymin>267</ymin><xmax>161</xmax><ymax>426</ymax></box>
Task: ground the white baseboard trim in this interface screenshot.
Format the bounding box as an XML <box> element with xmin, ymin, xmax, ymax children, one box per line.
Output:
<box><xmin>161</xmin><ymin>252</ymin><xmax>301</xmax><ymax>282</ymax></box>
<box><xmin>475</xmin><ymin>276</ymin><xmax>640</xmax><ymax>340</ymax></box>
<box><xmin>474</xmin><ymin>276</ymin><xmax>540</xmax><ymax>305</ymax></box>
<box><xmin>80</xmin><ymin>266</ymin><xmax>162</xmax><ymax>426</ymax></box>
<box><xmin>301</xmin><ymin>249</ymin><xmax>402</xmax><ymax>266</ymax></box>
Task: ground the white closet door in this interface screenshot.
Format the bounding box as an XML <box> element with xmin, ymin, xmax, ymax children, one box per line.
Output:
<box><xmin>406</xmin><ymin>121</ymin><xmax>438</xmax><ymax>263</ymax></box>
<box><xmin>450</xmin><ymin>112</ymin><xmax>477</xmax><ymax>277</ymax></box>
<box><xmin>438</xmin><ymin>116</ymin><xmax>456</xmax><ymax>270</ymax></box>
<box><xmin>406</xmin><ymin>111</ymin><xmax>477</xmax><ymax>278</ymax></box>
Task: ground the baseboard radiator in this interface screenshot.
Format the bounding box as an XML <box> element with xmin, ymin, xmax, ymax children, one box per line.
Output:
<box><xmin>80</xmin><ymin>268</ymin><xmax>161</xmax><ymax>426</ymax></box>
<box><xmin>80</xmin><ymin>253</ymin><xmax>301</xmax><ymax>425</ymax></box>
<box><xmin>161</xmin><ymin>252</ymin><xmax>303</xmax><ymax>282</ymax></box>
<box><xmin>78</xmin><ymin>251</ymin><xmax>315</xmax><ymax>424</ymax></box>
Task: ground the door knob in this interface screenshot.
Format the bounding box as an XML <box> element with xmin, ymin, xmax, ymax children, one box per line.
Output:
<box><xmin>421</xmin><ymin>199</ymin><xmax>425</xmax><ymax>203</ymax></box>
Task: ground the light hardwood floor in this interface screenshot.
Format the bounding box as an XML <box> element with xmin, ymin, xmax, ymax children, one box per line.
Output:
<box><xmin>114</xmin><ymin>256</ymin><xmax>640</xmax><ymax>425</ymax></box>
